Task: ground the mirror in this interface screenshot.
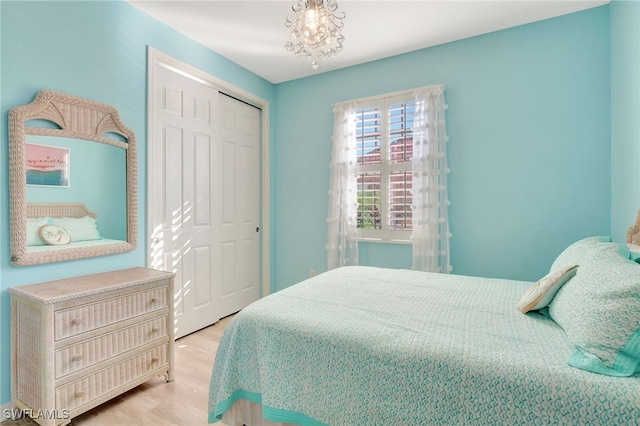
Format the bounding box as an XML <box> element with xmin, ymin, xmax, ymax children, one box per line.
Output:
<box><xmin>8</xmin><ymin>90</ymin><xmax>137</xmax><ymax>266</ymax></box>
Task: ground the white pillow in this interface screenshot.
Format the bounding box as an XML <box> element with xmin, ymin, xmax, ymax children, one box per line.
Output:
<box><xmin>517</xmin><ymin>264</ymin><xmax>578</xmax><ymax>313</ymax></box>
<box><xmin>26</xmin><ymin>217</ymin><xmax>51</xmax><ymax>246</ymax></box>
<box><xmin>49</xmin><ymin>216</ymin><xmax>101</xmax><ymax>242</ymax></box>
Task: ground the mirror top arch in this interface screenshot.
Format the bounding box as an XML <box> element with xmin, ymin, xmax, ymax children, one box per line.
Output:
<box><xmin>11</xmin><ymin>89</ymin><xmax>135</xmax><ymax>147</ymax></box>
<box><xmin>8</xmin><ymin>89</ymin><xmax>137</xmax><ymax>266</ymax></box>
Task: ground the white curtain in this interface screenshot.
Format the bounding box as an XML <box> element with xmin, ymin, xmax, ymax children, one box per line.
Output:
<box><xmin>411</xmin><ymin>84</ymin><xmax>451</xmax><ymax>273</ymax></box>
<box><xmin>326</xmin><ymin>101</ymin><xmax>359</xmax><ymax>270</ymax></box>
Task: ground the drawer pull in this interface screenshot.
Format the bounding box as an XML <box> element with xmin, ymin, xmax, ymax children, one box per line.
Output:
<box><xmin>149</xmin><ymin>297</ymin><xmax>158</xmax><ymax>304</ymax></box>
<box><xmin>151</xmin><ymin>357</ymin><xmax>160</xmax><ymax>363</ymax></box>
<box><xmin>151</xmin><ymin>327</ymin><xmax>160</xmax><ymax>333</ymax></box>
<box><xmin>70</xmin><ymin>318</ymin><xmax>82</xmax><ymax>326</ymax></box>
<box><xmin>71</xmin><ymin>354</ymin><xmax>84</xmax><ymax>362</ymax></box>
<box><xmin>75</xmin><ymin>391</ymin><xmax>85</xmax><ymax>398</ymax></box>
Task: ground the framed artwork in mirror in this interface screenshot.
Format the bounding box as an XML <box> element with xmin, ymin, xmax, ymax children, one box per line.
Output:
<box><xmin>26</xmin><ymin>142</ymin><xmax>70</xmax><ymax>187</ymax></box>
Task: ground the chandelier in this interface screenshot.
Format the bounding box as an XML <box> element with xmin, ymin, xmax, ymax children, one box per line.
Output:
<box><xmin>284</xmin><ymin>0</ymin><xmax>346</xmax><ymax>70</ymax></box>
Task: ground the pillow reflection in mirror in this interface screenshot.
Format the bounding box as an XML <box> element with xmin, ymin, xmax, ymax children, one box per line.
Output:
<box><xmin>39</xmin><ymin>225</ymin><xmax>71</xmax><ymax>245</ymax></box>
<box><xmin>26</xmin><ymin>217</ymin><xmax>50</xmax><ymax>246</ymax></box>
<box><xmin>50</xmin><ymin>216</ymin><xmax>101</xmax><ymax>241</ymax></box>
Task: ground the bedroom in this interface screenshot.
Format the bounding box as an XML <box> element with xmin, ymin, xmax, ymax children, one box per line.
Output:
<box><xmin>0</xmin><ymin>0</ymin><xmax>639</xmax><ymax>424</ymax></box>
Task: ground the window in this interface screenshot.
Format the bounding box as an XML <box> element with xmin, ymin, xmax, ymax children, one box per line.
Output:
<box><xmin>327</xmin><ymin>83</ymin><xmax>449</xmax><ymax>272</ymax></box>
<box><xmin>355</xmin><ymin>95</ymin><xmax>415</xmax><ymax>241</ymax></box>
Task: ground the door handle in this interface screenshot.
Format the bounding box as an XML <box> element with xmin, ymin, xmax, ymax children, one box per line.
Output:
<box><xmin>256</xmin><ymin>227</ymin><xmax>260</xmax><ymax>232</ymax></box>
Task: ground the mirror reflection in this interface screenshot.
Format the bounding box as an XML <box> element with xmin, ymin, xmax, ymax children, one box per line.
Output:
<box><xmin>25</xmin><ymin>135</ymin><xmax>127</xmax><ymax>245</ymax></box>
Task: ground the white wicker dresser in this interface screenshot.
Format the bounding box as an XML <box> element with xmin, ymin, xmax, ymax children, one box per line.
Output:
<box><xmin>9</xmin><ymin>267</ymin><xmax>175</xmax><ymax>426</ymax></box>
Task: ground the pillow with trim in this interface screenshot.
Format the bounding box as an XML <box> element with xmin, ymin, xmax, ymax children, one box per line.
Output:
<box><xmin>517</xmin><ymin>264</ymin><xmax>578</xmax><ymax>313</ymax></box>
<box><xmin>549</xmin><ymin>245</ymin><xmax>640</xmax><ymax>376</ymax></box>
<box><xmin>39</xmin><ymin>225</ymin><xmax>71</xmax><ymax>245</ymax></box>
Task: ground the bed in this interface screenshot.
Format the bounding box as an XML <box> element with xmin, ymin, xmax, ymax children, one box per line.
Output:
<box><xmin>208</xmin><ymin>218</ymin><xmax>640</xmax><ymax>425</ymax></box>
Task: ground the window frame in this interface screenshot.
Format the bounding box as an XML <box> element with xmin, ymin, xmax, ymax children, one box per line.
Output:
<box><xmin>354</xmin><ymin>93</ymin><xmax>415</xmax><ymax>243</ymax></box>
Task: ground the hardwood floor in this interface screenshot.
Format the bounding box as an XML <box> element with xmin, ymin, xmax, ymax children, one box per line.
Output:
<box><xmin>5</xmin><ymin>315</ymin><xmax>235</xmax><ymax>426</ymax></box>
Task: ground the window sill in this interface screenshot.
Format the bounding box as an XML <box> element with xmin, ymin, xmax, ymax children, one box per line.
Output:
<box><xmin>358</xmin><ymin>237</ymin><xmax>411</xmax><ymax>245</ymax></box>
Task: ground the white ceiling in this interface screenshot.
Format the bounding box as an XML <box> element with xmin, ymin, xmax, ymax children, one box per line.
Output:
<box><xmin>127</xmin><ymin>0</ymin><xmax>609</xmax><ymax>84</ymax></box>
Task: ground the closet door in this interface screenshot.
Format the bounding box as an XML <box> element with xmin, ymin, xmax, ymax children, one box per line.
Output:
<box><xmin>217</xmin><ymin>94</ymin><xmax>262</xmax><ymax>318</ymax></box>
<box><xmin>149</xmin><ymin>63</ymin><xmax>261</xmax><ymax>338</ymax></box>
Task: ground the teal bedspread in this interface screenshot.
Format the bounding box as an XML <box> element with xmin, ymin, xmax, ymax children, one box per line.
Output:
<box><xmin>208</xmin><ymin>266</ymin><xmax>640</xmax><ymax>425</ymax></box>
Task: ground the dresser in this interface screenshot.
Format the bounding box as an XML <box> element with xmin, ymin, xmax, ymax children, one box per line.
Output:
<box><xmin>9</xmin><ymin>267</ymin><xmax>175</xmax><ymax>426</ymax></box>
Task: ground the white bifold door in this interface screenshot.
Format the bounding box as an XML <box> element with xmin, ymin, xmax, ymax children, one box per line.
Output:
<box><xmin>149</xmin><ymin>62</ymin><xmax>261</xmax><ymax>339</ymax></box>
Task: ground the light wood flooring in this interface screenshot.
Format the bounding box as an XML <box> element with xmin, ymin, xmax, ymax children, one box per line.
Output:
<box><xmin>5</xmin><ymin>315</ymin><xmax>235</xmax><ymax>426</ymax></box>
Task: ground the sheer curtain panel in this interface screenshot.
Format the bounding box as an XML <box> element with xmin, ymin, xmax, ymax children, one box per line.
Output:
<box><xmin>411</xmin><ymin>84</ymin><xmax>452</xmax><ymax>273</ymax></box>
<box><xmin>327</xmin><ymin>102</ymin><xmax>359</xmax><ymax>270</ymax></box>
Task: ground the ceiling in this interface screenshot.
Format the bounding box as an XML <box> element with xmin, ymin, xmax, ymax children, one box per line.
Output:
<box><xmin>127</xmin><ymin>0</ymin><xmax>609</xmax><ymax>84</ymax></box>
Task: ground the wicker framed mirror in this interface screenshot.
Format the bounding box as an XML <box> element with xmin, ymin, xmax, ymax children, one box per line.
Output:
<box><xmin>8</xmin><ymin>90</ymin><xmax>137</xmax><ymax>266</ymax></box>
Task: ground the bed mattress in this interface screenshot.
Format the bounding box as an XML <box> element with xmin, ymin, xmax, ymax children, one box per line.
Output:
<box><xmin>209</xmin><ymin>266</ymin><xmax>640</xmax><ymax>425</ymax></box>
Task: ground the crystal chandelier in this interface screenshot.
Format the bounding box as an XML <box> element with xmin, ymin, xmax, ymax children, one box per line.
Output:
<box><xmin>284</xmin><ymin>0</ymin><xmax>346</xmax><ymax>70</ymax></box>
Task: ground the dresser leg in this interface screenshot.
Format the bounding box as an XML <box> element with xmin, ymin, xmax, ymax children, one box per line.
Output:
<box><xmin>162</xmin><ymin>369</ymin><xmax>175</xmax><ymax>382</ymax></box>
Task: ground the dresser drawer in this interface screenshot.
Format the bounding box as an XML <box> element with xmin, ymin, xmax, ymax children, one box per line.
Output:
<box><xmin>54</xmin><ymin>286</ymin><xmax>168</xmax><ymax>340</ymax></box>
<box><xmin>55</xmin><ymin>316</ymin><xmax>168</xmax><ymax>379</ymax></box>
<box><xmin>56</xmin><ymin>344</ymin><xmax>168</xmax><ymax>412</ymax></box>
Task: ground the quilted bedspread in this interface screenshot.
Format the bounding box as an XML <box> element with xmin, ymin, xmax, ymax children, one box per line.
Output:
<box><xmin>208</xmin><ymin>266</ymin><xmax>640</xmax><ymax>425</ymax></box>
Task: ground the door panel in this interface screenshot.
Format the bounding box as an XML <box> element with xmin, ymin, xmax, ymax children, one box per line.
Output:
<box><xmin>151</xmin><ymin>66</ymin><xmax>218</xmax><ymax>338</ymax></box>
<box><xmin>194</xmin><ymin>134</ymin><xmax>212</xmax><ymax>226</ymax></box>
<box><xmin>217</xmin><ymin>95</ymin><xmax>261</xmax><ymax>317</ymax></box>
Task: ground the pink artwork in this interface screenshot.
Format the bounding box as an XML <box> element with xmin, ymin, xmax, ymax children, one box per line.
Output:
<box><xmin>26</xmin><ymin>143</ymin><xmax>70</xmax><ymax>187</ymax></box>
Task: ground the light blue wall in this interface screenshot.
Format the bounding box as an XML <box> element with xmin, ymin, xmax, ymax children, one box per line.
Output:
<box><xmin>610</xmin><ymin>0</ymin><xmax>640</xmax><ymax>242</ymax></box>
<box><xmin>273</xmin><ymin>6</ymin><xmax>612</xmax><ymax>290</ymax></box>
<box><xmin>0</xmin><ymin>0</ymin><xmax>276</xmax><ymax>406</ymax></box>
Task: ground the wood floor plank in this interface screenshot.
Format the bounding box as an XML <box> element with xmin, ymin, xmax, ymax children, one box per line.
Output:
<box><xmin>4</xmin><ymin>315</ymin><xmax>235</xmax><ymax>426</ymax></box>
